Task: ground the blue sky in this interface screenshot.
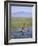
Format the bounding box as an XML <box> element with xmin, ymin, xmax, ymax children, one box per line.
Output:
<box><xmin>11</xmin><ymin>6</ymin><xmax>32</xmax><ymax>17</ymax></box>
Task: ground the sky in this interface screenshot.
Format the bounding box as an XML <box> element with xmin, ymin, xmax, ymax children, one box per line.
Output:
<box><xmin>11</xmin><ymin>6</ymin><xmax>32</xmax><ymax>17</ymax></box>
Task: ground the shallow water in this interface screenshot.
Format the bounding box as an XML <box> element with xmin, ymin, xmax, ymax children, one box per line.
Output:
<box><xmin>10</xmin><ymin>27</ymin><xmax>32</xmax><ymax>38</ymax></box>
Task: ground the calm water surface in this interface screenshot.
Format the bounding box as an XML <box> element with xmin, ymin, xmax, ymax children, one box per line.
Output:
<box><xmin>10</xmin><ymin>27</ymin><xmax>32</xmax><ymax>38</ymax></box>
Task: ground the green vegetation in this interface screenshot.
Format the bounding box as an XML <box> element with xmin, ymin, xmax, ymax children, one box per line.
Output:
<box><xmin>11</xmin><ymin>17</ymin><xmax>32</xmax><ymax>28</ymax></box>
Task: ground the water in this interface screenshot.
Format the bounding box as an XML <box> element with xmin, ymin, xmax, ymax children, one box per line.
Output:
<box><xmin>10</xmin><ymin>27</ymin><xmax>32</xmax><ymax>39</ymax></box>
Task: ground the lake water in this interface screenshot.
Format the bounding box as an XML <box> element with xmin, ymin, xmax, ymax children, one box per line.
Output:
<box><xmin>10</xmin><ymin>27</ymin><xmax>32</xmax><ymax>39</ymax></box>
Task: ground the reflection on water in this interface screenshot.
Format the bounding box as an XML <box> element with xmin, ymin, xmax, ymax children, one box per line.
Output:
<box><xmin>10</xmin><ymin>27</ymin><xmax>32</xmax><ymax>39</ymax></box>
